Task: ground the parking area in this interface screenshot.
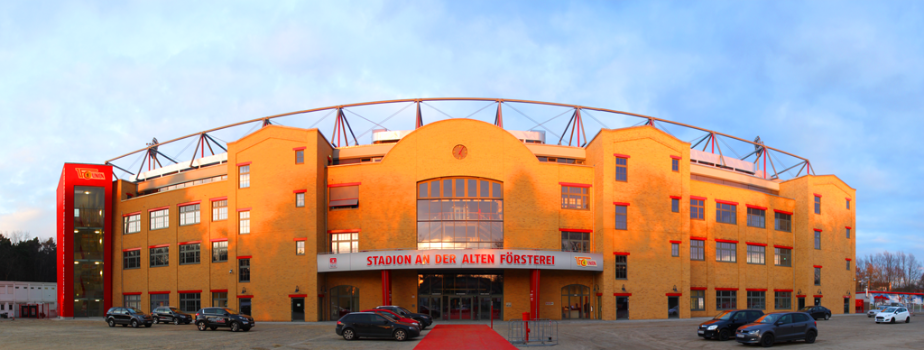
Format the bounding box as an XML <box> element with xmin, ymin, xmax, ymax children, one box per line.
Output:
<box><xmin>1</xmin><ymin>314</ymin><xmax>923</xmax><ymax>349</ymax></box>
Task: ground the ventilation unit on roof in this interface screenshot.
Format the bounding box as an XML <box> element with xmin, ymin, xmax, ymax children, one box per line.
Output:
<box><xmin>508</xmin><ymin>130</ymin><xmax>545</xmax><ymax>144</ymax></box>
<box><xmin>371</xmin><ymin>130</ymin><xmax>413</xmax><ymax>144</ymax></box>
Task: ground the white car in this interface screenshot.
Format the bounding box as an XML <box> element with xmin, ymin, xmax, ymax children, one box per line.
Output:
<box><xmin>875</xmin><ymin>307</ymin><xmax>911</xmax><ymax>324</ymax></box>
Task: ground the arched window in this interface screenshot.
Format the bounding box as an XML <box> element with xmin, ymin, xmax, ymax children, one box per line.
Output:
<box><xmin>417</xmin><ymin>177</ymin><xmax>503</xmax><ymax>249</ymax></box>
<box><xmin>561</xmin><ymin>284</ymin><xmax>591</xmax><ymax>320</ymax></box>
<box><xmin>330</xmin><ymin>285</ymin><xmax>359</xmax><ymax>320</ymax></box>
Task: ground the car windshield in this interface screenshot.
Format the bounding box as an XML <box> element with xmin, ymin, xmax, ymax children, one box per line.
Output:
<box><xmin>127</xmin><ymin>307</ymin><xmax>144</xmax><ymax>314</ymax></box>
<box><xmin>798</xmin><ymin>307</ymin><xmax>813</xmax><ymax>312</ymax></box>
<box><xmin>756</xmin><ymin>314</ymin><xmax>783</xmax><ymax>324</ymax></box>
<box><xmin>884</xmin><ymin>307</ymin><xmax>898</xmax><ymax>313</ymax></box>
<box><xmin>713</xmin><ymin>311</ymin><xmax>734</xmax><ymax>320</ymax></box>
<box><xmin>398</xmin><ymin>307</ymin><xmax>412</xmax><ymax>315</ymax></box>
<box><xmin>222</xmin><ymin>308</ymin><xmax>239</xmax><ymax>315</ymax></box>
<box><xmin>377</xmin><ymin>313</ymin><xmax>397</xmax><ymax>322</ymax></box>
<box><xmin>169</xmin><ymin>307</ymin><xmax>180</xmax><ymax>313</ymax></box>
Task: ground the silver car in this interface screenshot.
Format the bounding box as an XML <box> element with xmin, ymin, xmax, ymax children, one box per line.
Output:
<box><xmin>868</xmin><ymin>306</ymin><xmax>889</xmax><ymax>317</ymax></box>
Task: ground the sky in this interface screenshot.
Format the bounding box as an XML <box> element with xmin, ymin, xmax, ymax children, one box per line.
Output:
<box><xmin>0</xmin><ymin>0</ymin><xmax>921</xmax><ymax>258</ymax></box>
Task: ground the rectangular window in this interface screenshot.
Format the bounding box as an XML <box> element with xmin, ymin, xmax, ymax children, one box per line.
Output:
<box><xmin>747</xmin><ymin>245</ymin><xmax>765</xmax><ymax>264</ymax></box>
<box><xmin>179</xmin><ymin>204</ymin><xmax>200</xmax><ymax>226</ymax></box>
<box><xmin>239</xmin><ymin>259</ymin><xmax>250</xmax><ymax>282</ymax></box>
<box><xmin>180</xmin><ymin>293</ymin><xmax>200</xmax><ymax>312</ymax></box>
<box><xmin>846</xmin><ymin>227</ymin><xmax>851</xmax><ymax>239</ymax></box>
<box><xmin>815</xmin><ymin>231</ymin><xmax>821</xmax><ymax>250</ymax></box>
<box><xmin>212</xmin><ymin>292</ymin><xmax>228</xmax><ymax>308</ymax></box>
<box><xmin>150</xmin><ymin>209</ymin><xmax>169</xmax><ymax>230</ymax></box>
<box><xmin>847</xmin><ymin>260</ymin><xmax>851</xmax><ymax>270</ymax></box>
<box><xmin>847</xmin><ymin>199</ymin><xmax>850</xmax><ymax>209</ymax></box>
<box><xmin>150</xmin><ymin>294</ymin><xmax>169</xmax><ymax>311</ymax></box>
<box><xmin>814</xmin><ymin>267</ymin><xmax>821</xmax><ymax>285</ymax></box>
<box><xmin>212</xmin><ymin>241</ymin><xmax>228</xmax><ymax>262</ymax></box>
<box><xmin>124</xmin><ymin>294</ymin><xmax>141</xmax><ymax>309</ymax></box>
<box><xmin>746</xmin><ymin>208</ymin><xmax>765</xmax><ymax>228</ymax></box>
<box><xmin>122</xmin><ymin>250</ymin><xmax>140</xmax><ymax>269</ymax></box>
<box><xmin>614</xmin><ymin>205</ymin><xmax>627</xmax><ymax>230</ymax></box>
<box><xmin>331</xmin><ymin>233</ymin><xmax>359</xmax><ymax>254</ymax></box>
<box><xmin>179</xmin><ymin>243</ymin><xmax>200</xmax><ymax>265</ymax></box>
<box><xmin>774</xmin><ymin>212</ymin><xmax>792</xmax><ymax>232</ymax></box>
<box><xmin>561</xmin><ymin>231</ymin><xmax>590</xmax><ymax>253</ymax></box>
<box><xmin>716</xmin><ymin>291</ymin><xmax>737</xmax><ymax>310</ymax></box>
<box><xmin>295</xmin><ymin>150</ymin><xmax>304</xmax><ymax>164</ymax></box>
<box><xmin>150</xmin><ymin>246</ymin><xmax>169</xmax><ymax>267</ymax></box>
<box><xmin>690</xmin><ymin>199</ymin><xmax>704</xmax><ymax>220</ymax></box>
<box><xmin>814</xmin><ymin>196</ymin><xmax>821</xmax><ymax>214</ymax></box>
<box><xmin>716</xmin><ymin>203</ymin><xmax>737</xmax><ymax>224</ymax></box>
<box><xmin>671</xmin><ymin>198</ymin><xmax>679</xmax><ymax>213</ymax></box>
<box><xmin>775</xmin><ymin>292</ymin><xmax>791</xmax><ymax>310</ymax></box>
<box><xmin>329</xmin><ymin>185</ymin><xmax>359</xmax><ymax>209</ymax></box>
<box><xmin>614</xmin><ymin>255</ymin><xmax>627</xmax><ymax>279</ymax></box>
<box><xmin>671</xmin><ymin>158</ymin><xmax>679</xmax><ymax>172</ymax></box>
<box><xmin>239</xmin><ymin>211</ymin><xmax>250</xmax><ymax>234</ymax></box>
<box><xmin>716</xmin><ymin>242</ymin><xmax>737</xmax><ymax>263</ymax></box>
<box><xmin>690</xmin><ymin>240</ymin><xmax>705</xmax><ymax>261</ymax></box>
<box><xmin>212</xmin><ymin>200</ymin><xmax>228</xmax><ymax>221</ymax></box>
<box><xmin>747</xmin><ymin>291</ymin><xmax>765</xmax><ymax>309</ymax></box>
<box><xmin>296</xmin><ymin>193</ymin><xmax>305</xmax><ymax>207</ymax></box>
<box><xmin>561</xmin><ymin>186</ymin><xmax>589</xmax><ymax>210</ymax></box>
<box><xmin>774</xmin><ymin>248</ymin><xmax>792</xmax><ymax>267</ymax></box>
<box><xmin>123</xmin><ymin>214</ymin><xmax>140</xmax><ymax>234</ymax></box>
<box><xmin>671</xmin><ymin>243</ymin><xmax>679</xmax><ymax>257</ymax></box>
<box><xmin>296</xmin><ymin>241</ymin><xmax>305</xmax><ymax>255</ymax></box>
<box><xmin>239</xmin><ymin>165</ymin><xmax>250</xmax><ymax>188</ymax></box>
<box><xmin>615</xmin><ymin>157</ymin><xmax>628</xmax><ymax>181</ymax></box>
<box><xmin>691</xmin><ymin>290</ymin><xmax>705</xmax><ymax>311</ymax></box>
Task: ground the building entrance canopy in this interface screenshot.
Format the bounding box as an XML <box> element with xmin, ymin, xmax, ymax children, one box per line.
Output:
<box><xmin>318</xmin><ymin>249</ymin><xmax>603</xmax><ymax>272</ymax></box>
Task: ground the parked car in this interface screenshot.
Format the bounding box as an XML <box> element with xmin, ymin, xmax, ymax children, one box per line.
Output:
<box><xmin>335</xmin><ymin>312</ymin><xmax>420</xmax><ymax>341</ymax></box>
<box><xmin>152</xmin><ymin>306</ymin><xmax>193</xmax><ymax>325</ymax></box>
<box><xmin>105</xmin><ymin>307</ymin><xmax>154</xmax><ymax>328</ymax></box>
<box><xmin>194</xmin><ymin>307</ymin><xmax>255</xmax><ymax>332</ymax></box>
<box><xmin>875</xmin><ymin>307</ymin><xmax>911</xmax><ymax>324</ymax></box>
<box><xmin>735</xmin><ymin>312</ymin><xmax>818</xmax><ymax>347</ymax></box>
<box><xmin>697</xmin><ymin>309</ymin><xmax>764</xmax><ymax>341</ymax></box>
<box><xmin>362</xmin><ymin>309</ymin><xmax>420</xmax><ymax>328</ymax></box>
<box><xmin>799</xmin><ymin>306</ymin><xmax>832</xmax><ymax>320</ymax></box>
<box><xmin>868</xmin><ymin>305</ymin><xmax>890</xmax><ymax>318</ymax></box>
<box><xmin>374</xmin><ymin>305</ymin><xmax>433</xmax><ymax>329</ymax></box>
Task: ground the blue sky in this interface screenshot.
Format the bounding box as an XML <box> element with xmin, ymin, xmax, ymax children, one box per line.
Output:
<box><xmin>0</xmin><ymin>1</ymin><xmax>921</xmax><ymax>257</ymax></box>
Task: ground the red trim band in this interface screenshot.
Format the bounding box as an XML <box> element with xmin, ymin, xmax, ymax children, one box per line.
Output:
<box><xmin>846</xmin><ymin>197</ymin><xmax>852</xmax><ymax>201</ymax></box>
<box><xmin>715</xmin><ymin>199</ymin><xmax>738</xmax><ymax>206</ymax></box>
<box><xmin>669</xmin><ymin>240</ymin><xmax>681</xmax><ymax>244</ymax></box>
<box><xmin>178</xmin><ymin>241</ymin><xmax>201</xmax><ymax>246</ymax></box>
<box><xmin>613</xmin><ymin>153</ymin><xmax>631</xmax><ymax>159</ymax></box>
<box><xmin>796</xmin><ymin>295</ymin><xmax>807</xmax><ymax>298</ymax></box>
<box><xmin>690</xmin><ymin>195</ymin><xmax>707</xmax><ymax>201</ymax></box>
<box><xmin>559</xmin><ymin>182</ymin><xmax>592</xmax><ymax>188</ymax></box>
<box><xmin>774</xmin><ymin>289</ymin><xmax>794</xmax><ymax>292</ymax></box>
<box><xmin>813</xmin><ymin>265</ymin><xmax>823</xmax><ymax>268</ymax></box>
<box><xmin>292</xmin><ymin>146</ymin><xmax>306</xmax><ymax>151</ymax></box>
<box><xmin>773</xmin><ymin>245</ymin><xmax>793</xmax><ymax>249</ymax></box>
<box><xmin>147</xmin><ymin>206</ymin><xmax>169</xmax><ymax>212</ymax></box>
<box><xmin>669</xmin><ymin>195</ymin><xmax>682</xmax><ymax>199</ymax></box>
<box><xmin>178</xmin><ymin>290</ymin><xmax>202</xmax><ymax>294</ymax></box>
<box><xmin>715</xmin><ymin>239</ymin><xmax>738</xmax><ymax>244</ymax></box>
<box><xmin>237</xmin><ymin>255</ymin><xmax>252</xmax><ymax>259</ymax></box>
<box><xmin>328</xmin><ymin>182</ymin><xmax>361</xmax><ymax>188</ymax></box>
<box><xmin>210</xmin><ymin>238</ymin><xmax>228</xmax><ymax>242</ymax></box>
<box><xmin>813</xmin><ymin>193</ymin><xmax>822</xmax><ymax>198</ymax></box>
<box><xmin>613</xmin><ymin>252</ymin><xmax>630</xmax><ymax>256</ymax></box>
<box><xmin>293</xmin><ymin>189</ymin><xmax>307</xmax><ymax>194</ymax></box>
<box><xmin>746</xmin><ymin>288</ymin><xmax>768</xmax><ymax>292</ymax></box>
<box><xmin>328</xmin><ymin>229</ymin><xmax>360</xmax><ymax>234</ymax></box>
<box><xmin>670</xmin><ymin>155</ymin><xmax>682</xmax><ymax>160</ymax></box>
<box><xmin>210</xmin><ymin>196</ymin><xmax>228</xmax><ymax>202</ymax></box>
<box><xmin>177</xmin><ymin>200</ymin><xmax>201</xmax><ymax>207</ymax></box>
<box><xmin>715</xmin><ymin>287</ymin><xmax>739</xmax><ymax>291</ymax></box>
<box><xmin>613</xmin><ymin>293</ymin><xmax>632</xmax><ymax>296</ymax></box>
<box><xmin>148</xmin><ymin>244</ymin><xmax>169</xmax><ymax>249</ymax></box>
<box><xmin>813</xmin><ymin>228</ymin><xmax>823</xmax><ymax>232</ymax></box>
<box><xmin>236</xmin><ymin>161</ymin><xmax>252</xmax><ymax>166</ymax></box>
<box><xmin>294</xmin><ymin>237</ymin><xmax>308</xmax><ymax>241</ymax></box>
<box><xmin>210</xmin><ymin>289</ymin><xmax>228</xmax><ymax>293</ymax></box>
<box><xmin>237</xmin><ymin>208</ymin><xmax>251</xmax><ymax>212</ymax></box>
<box><xmin>846</xmin><ymin>258</ymin><xmax>852</xmax><ymax>261</ymax></box>
<box><xmin>122</xmin><ymin>211</ymin><xmax>141</xmax><ymax>217</ymax></box>
<box><xmin>745</xmin><ymin>204</ymin><xmax>767</xmax><ymax>210</ymax></box>
<box><xmin>613</xmin><ymin>202</ymin><xmax>631</xmax><ymax>206</ymax></box>
<box><xmin>691</xmin><ymin>287</ymin><xmax>707</xmax><ymax>291</ymax></box>
<box><xmin>845</xmin><ymin>226</ymin><xmax>852</xmax><ymax>229</ymax></box>
<box><xmin>289</xmin><ymin>294</ymin><xmax>308</xmax><ymax>298</ymax></box>
<box><xmin>690</xmin><ymin>236</ymin><xmax>707</xmax><ymax>241</ymax></box>
<box><xmin>560</xmin><ymin>228</ymin><xmax>593</xmax><ymax>233</ymax></box>
<box><xmin>813</xmin><ymin>295</ymin><xmax>824</xmax><ymax>298</ymax></box>
<box><xmin>149</xmin><ymin>291</ymin><xmax>170</xmax><ymax>295</ymax></box>
<box><xmin>237</xmin><ymin>295</ymin><xmax>254</xmax><ymax>298</ymax></box>
<box><xmin>595</xmin><ymin>293</ymin><xmax>603</xmax><ymax>296</ymax></box>
<box><xmin>122</xmin><ymin>292</ymin><xmax>142</xmax><ymax>295</ymax></box>
<box><xmin>746</xmin><ymin>242</ymin><xmax>768</xmax><ymax>247</ymax></box>
<box><xmin>122</xmin><ymin>248</ymin><xmax>141</xmax><ymax>252</ymax></box>
<box><xmin>774</xmin><ymin>209</ymin><xmax>793</xmax><ymax>215</ymax></box>
<box><xmin>666</xmin><ymin>292</ymin><xmax>682</xmax><ymax>296</ymax></box>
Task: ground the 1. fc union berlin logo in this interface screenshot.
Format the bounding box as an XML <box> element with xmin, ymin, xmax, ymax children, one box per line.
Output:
<box><xmin>574</xmin><ymin>256</ymin><xmax>598</xmax><ymax>267</ymax></box>
<box><xmin>76</xmin><ymin>168</ymin><xmax>106</xmax><ymax>180</ymax></box>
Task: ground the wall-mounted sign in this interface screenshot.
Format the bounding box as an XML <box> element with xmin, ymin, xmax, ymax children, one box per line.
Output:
<box><xmin>317</xmin><ymin>249</ymin><xmax>604</xmax><ymax>272</ymax></box>
<box><xmin>545</xmin><ymin>302</ymin><xmax>554</xmax><ymax>305</ymax></box>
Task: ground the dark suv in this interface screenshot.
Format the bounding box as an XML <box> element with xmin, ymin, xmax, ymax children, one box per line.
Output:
<box><xmin>153</xmin><ymin>306</ymin><xmax>192</xmax><ymax>325</ymax></box>
<box><xmin>736</xmin><ymin>312</ymin><xmax>818</xmax><ymax>347</ymax></box>
<box><xmin>800</xmin><ymin>305</ymin><xmax>832</xmax><ymax>320</ymax></box>
<box><xmin>105</xmin><ymin>307</ymin><xmax>154</xmax><ymax>328</ymax></box>
<box><xmin>336</xmin><ymin>312</ymin><xmax>420</xmax><ymax>341</ymax></box>
<box><xmin>697</xmin><ymin>309</ymin><xmax>764</xmax><ymax>341</ymax></box>
<box><xmin>194</xmin><ymin>307</ymin><xmax>255</xmax><ymax>332</ymax></box>
<box><xmin>374</xmin><ymin>305</ymin><xmax>433</xmax><ymax>329</ymax></box>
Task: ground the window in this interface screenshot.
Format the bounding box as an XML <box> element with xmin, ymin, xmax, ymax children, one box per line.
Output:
<box><xmin>124</xmin><ymin>295</ymin><xmax>140</xmax><ymax>309</ymax></box>
<box><xmin>150</xmin><ymin>246</ymin><xmax>169</xmax><ymax>267</ymax></box>
<box><xmin>150</xmin><ymin>209</ymin><xmax>169</xmax><ymax>230</ymax></box>
<box><xmin>846</xmin><ymin>227</ymin><xmax>851</xmax><ymax>239</ymax></box>
<box><xmin>746</xmin><ymin>208</ymin><xmax>765</xmax><ymax>228</ymax></box>
<box><xmin>179</xmin><ymin>204</ymin><xmax>200</xmax><ymax>226</ymax></box>
<box><xmin>561</xmin><ymin>186</ymin><xmax>590</xmax><ymax>210</ymax></box>
<box><xmin>691</xmin><ymin>290</ymin><xmax>705</xmax><ymax>310</ymax></box>
<box><xmin>212</xmin><ymin>241</ymin><xmax>228</xmax><ymax>262</ymax></box>
<box><xmin>295</xmin><ymin>150</ymin><xmax>304</xmax><ymax>164</ymax></box>
<box><xmin>179</xmin><ymin>243</ymin><xmax>200</xmax><ymax>265</ymax></box>
<box><xmin>212</xmin><ymin>200</ymin><xmax>227</xmax><ymax>221</ymax></box>
<box><xmin>671</xmin><ymin>243</ymin><xmax>679</xmax><ymax>257</ymax></box>
<box><xmin>296</xmin><ymin>241</ymin><xmax>305</xmax><ymax>255</ymax></box>
<box><xmin>417</xmin><ymin>178</ymin><xmax>503</xmax><ymax>249</ymax></box>
<box><xmin>747</xmin><ymin>245</ymin><xmax>765</xmax><ymax>265</ymax></box>
<box><xmin>330</xmin><ymin>184</ymin><xmax>359</xmax><ymax>209</ymax></box>
<box><xmin>239</xmin><ymin>165</ymin><xmax>250</xmax><ymax>188</ymax></box>
<box><xmin>561</xmin><ymin>231</ymin><xmax>590</xmax><ymax>253</ymax></box>
<box><xmin>671</xmin><ymin>198</ymin><xmax>679</xmax><ymax>213</ymax></box>
<box><xmin>814</xmin><ymin>267</ymin><xmax>821</xmax><ymax>285</ymax></box>
<box><xmin>774</xmin><ymin>212</ymin><xmax>791</xmax><ymax>232</ymax></box>
<box><xmin>614</xmin><ymin>255</ymin><xmax>627</xmax><ymax>279</ymax></box>
<box><xmin>716</xmin><ymin>242</ymin><xmax>737</xmax><ymax>263</ymax></box>
<box><xmin>716</xmin><ymin>291</ymin><xmax>737</xmax><ymax>310</ymax></box>
<box><xmin>690</xmin><ymin>240</ymin><xmax>705</xmax><ymax>260</ymax></box>
<box><xmin>122</xmin><ymin>250</ymin><xmax>140</xmax><ymax>269</ymax></box>
<box><xmin>774</xmin><ymin>248</ymin><xmax>792</xmax><ymax>267</ymax></box>
<box><xmin>296</xmin><ymin>192</ymin><xmax>305</xmax><ymax>207</ymax></box>
<box><xmin>123</xmin><ymin>214</ymin><xmax>140</xmax><ymax>234</ymax></box>
<box><xmin>150</xmin><ymin>294</ymin><xmax>169</xmax><ymax>311</ymax></box>
<box><xmin>814</xmin><ymin>195</ymin><xmax>821</xmax><ymax>214</ymax></box>
<box><xmin>814</xmin><ymin>231</ymin><xmax>821</xmax><ymax>250</ymax></box>
<box><xmin>615</xmin><ymin>157</ymin><xmax>628</xmax><ymax>181</ymax></box>
<box><xmin>239</xmin><ymin>211</ymin><xmax>250</xmax><ymax>234</ymax></box>
<box><xmin>716</xmin><ymin>202</ymin><xmax>737</xmax><ymax>224</ymax></box>
<box><xmin>671</xmin><ymin>158</ymin><xmax>679</xmax><ymax>172</ymax></box>
<box><xmin>747</xmin><ymin>291</ymin><xmax>765</xmax><ymax>309</ymax></box>
<box><xmin>212</xmin><ymin>292</ymin><xmax>228</xmax><ymax>307</ymax></box>
<box><xmin>847</xmin><ymin>260</ymin><xmax>851</xmax><ymax>270</ymax></box>
<box><xmin>331</xmin><ymin>233</ymin><xmax>358</xmax><ymax>254</ymax></box>
<box><xmin>775</xmin><ymin>292</ymin><xmax>791</xmax><ymax>309</ymax></box>
<box><xmin>614</xmin><ymin>205</ymin><xmax>627</xmax><ymax>230</ymax></box>
<box><xmin>180</xmin><ymin>293</ymin><xmax>200</xmax><ymax>312</ymax></box>
<box><xmin>690</xmin><ymin>199</ymin><xmax>704</xmax><ymax>220</ymax></box>
<box><xmin>847</xmin><ymin>199</ymin><xmax>850</xmax><ymax>209</ymax></box>
<box><xmin>239</xmin><ymin>259</ymin><xmax>250</xmax><ymax>282</ymax></box>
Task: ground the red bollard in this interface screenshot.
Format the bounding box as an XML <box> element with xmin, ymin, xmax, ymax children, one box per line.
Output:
<box><xmin>522</xmin><ymin>312</ymin><xmax>531</xmax><ymax>343</ymax></box>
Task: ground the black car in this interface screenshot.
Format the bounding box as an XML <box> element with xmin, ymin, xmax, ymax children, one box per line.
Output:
<box><xmin>105</xmin><ymin>307</ymin><xmax>154</xmax><ymax>328</ymax></box>
<box><xmin>736</xmin><ymin>312</ymin><xmax>818</xmax><ymax>347</ymax></box>
<box><xmin>194</xmin><ymin>307</ymin><xmax>255</xmax><ymax>332</ymax></box>
<box><xmin>336</xmin><ymin>312</ymin><xmax>420</xmax><ymax>341</ymax></box>
<box><xmin>697</xmin><ymin>309</ymin><xmax>764</xmax><ymax>341</ymax></box>
<box><xmin>800</xmin><ymin>306</ymin><xmax>832</xmax><ymax>320</ymax></box>
<box><xmin>374</xmin><ymin>305</ymin><xmax>433</xmax><ymax>329</ymax></box>
<box><xmin>152</xmin><ymin>306</ymin><xmax>193</xmax><ymax>325</ymax></box>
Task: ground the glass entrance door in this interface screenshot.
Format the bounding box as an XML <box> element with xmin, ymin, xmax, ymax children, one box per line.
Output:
<box><xmin>291</xmin><ymin>298</ymin><xmax>304</xmax><ymax>322</ymax></box>
<box><xmin>419</xmin><ymin>296</ymin><xmax>442</xmax><ymax>319</ymax></box>
<box><xmin>446</xmin><ymin>296</ymin><xmax>473</xmax><ymax>320</ymax></box>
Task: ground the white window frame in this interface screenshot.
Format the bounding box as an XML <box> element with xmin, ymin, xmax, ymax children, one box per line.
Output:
<box><xmin>150</xmin><ymin>209</ymin><xmax>169</xmax><ymax>230</ymax></box>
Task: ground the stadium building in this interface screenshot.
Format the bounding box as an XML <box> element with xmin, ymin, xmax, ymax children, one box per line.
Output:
<box><xmin>56</xmin><ymin>98</ymin><xmax>856</xmax><ymax>321</ymax></box>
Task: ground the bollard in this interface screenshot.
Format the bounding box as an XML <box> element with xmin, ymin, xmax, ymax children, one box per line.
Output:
<box><xmin>522</xmin><ymin>312</ymin><xmax>531</xmax><ymax>344</ymax></box>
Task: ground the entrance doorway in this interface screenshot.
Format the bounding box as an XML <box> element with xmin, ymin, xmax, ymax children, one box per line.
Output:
<box><xmin>330</xmin><ymin>285</ymin><xmax>359</xmax><ymax>321</ymax></box>
<box><xmin>561</xmin><ymin>285</ymin><xmax>591</xmax><ymax>319</ymax></box>
<box><xmin>798</xmin><ymin>297</ymin><xmax>805</xmax><ymax>309</ymax></box>
<box><xmin>418</xmin><ymin>273</ymin><xmax>502</xmax><ymax>321</ymax></box>
<box><xmin>239</xmin><ymin>298</ymin><xmax>252</xmax><ymax>316</ymax></box>
<box><xmin>814</xmin><ymin>297</ymin><xmax>821</xmax><ymax>306</ymax></box>
<box><xmin>667</xmin><ymin>297</ymin><xmax>679</xmax><ymax>318</ymax></box>
<box><xmin>616</xmin><ymin>297</ymin><xmax>629</xmax><ymax>320</ymax></box>
<box><xmin>291</xmin><ymin>298</ymin><xmax>304</xmax><ymax>322</ymax></box>
<box><xmin>844</xmin><ymin>298</ymin><xmax>850</xmax><ymax>314</ymax></box>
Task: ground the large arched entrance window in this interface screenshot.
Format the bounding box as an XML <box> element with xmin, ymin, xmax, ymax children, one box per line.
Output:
<box><xmin>330</xmin><ymin>285</ymin><xmax>359</xmax><ymax>321</ymax></box>
<box><xmin>417</xmin><ymin>177</ymin><xmax>503</xmax><ymax>249</ymax></box>
<box><xmin>561</xmin><ymin>284</ymin><xmax>591</xmax><ymax>319</ymax></box>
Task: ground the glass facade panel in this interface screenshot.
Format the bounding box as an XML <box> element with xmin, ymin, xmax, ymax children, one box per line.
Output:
<box><xmin>73</xmin><ymin>186</ymin><xmax>105</xmax><ymax>317</ymax></box>
<box><xmin>417</xmin><ymin>178</ymin><xmax>503</xmax><ymax>249</ymax></box>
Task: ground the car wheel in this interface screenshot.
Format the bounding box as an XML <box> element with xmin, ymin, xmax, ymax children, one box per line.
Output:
<box><xmin>824</xmin><ymin>314</ymin><xmax>830</xmax><ymax>320</ymax></box>
<box><xmin>107</xmin><ymin>318</ymin><xmax>115</xmax><ymax>327</ymax></box>
<box><xmin>185</xmin><ymin>320</ymin><xmax>191</xmax><ymax>324</ymax></box>
<box><xmin>144</xmin><ymin>324</ymin><xmax>152</xmax><ymax>328</ymax></box>
<box><xmin>243</xmin><ymin>327</ymin><xmax>251</xmax><ymax>332</ymax></box>
<box><xmin>121</xmin><ymin>324</ymin><xmax>127</xmax><ymax>327</ymax></box>
<box><xmin>197</xmin><ymin>322</ymin><xmax>207</xmax><ymax>331</ymax></box>
<box><xmin>891</xmin><ymin>318</ymin><xmax>896</xmax><ymax>324</ymax></box>
<box><xmin>805</xmin><ymin>330</ymin><xmax>817</xmax><ymax>344</ymax></box>
<box><xmin>342</xmin><ymin>328</ymin><xmax>356</xmax><ymax>341</ymax></box>
<box><xmin>394</xmin><ymin>329</ymin><xmax>408</xmax><ymax>341</ymax></box>
<box><xmin>906</xmin><ymin>316</ymin><xmax>910</xmax><ymax>323</ymax></box>
<box><xmin>718</xmin><ymin>329</ymin><xmax>730</xmax><ymax>341</ymax></box>
<box><xmin>760</xmin><ymin>333</ymin><xmax>775</xmax><ymax>347</ymax></box>
<box><xmin>210</xmin><ymin>326</ymin><xmax>217</xmax><ymax>331</ymax></box>
<box><xmin>231</xmin><ymin>322</ymin><xmax>240</xmax><ymax>332</ymax></box>
<box><xmin>174</xmin><ymin>318</ymin><xmax>181</xmax><ymax>325</ymax></box>
<box><xmin>131</xmin><ymin>320</ymin><xmax>139</xmax><ymax>328</ymax></box>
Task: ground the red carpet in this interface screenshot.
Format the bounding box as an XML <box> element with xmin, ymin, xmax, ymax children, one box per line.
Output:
<box><xmin>414</xmin><ymin>325</ymin><xmax>517</xmax><ymax>350</ymax></box>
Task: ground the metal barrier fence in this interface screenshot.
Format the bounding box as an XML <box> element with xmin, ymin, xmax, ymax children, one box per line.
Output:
<box><xmin>507</xmin><ymin>319</ymin><xmax>559</xmax><ymax>346</ymax></box>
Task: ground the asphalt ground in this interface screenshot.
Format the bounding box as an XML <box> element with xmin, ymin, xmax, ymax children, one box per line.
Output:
<box><xmin>1</xmin><ymin>313</ymin><xmax>922</xmax><ymax>349</ymax></box>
